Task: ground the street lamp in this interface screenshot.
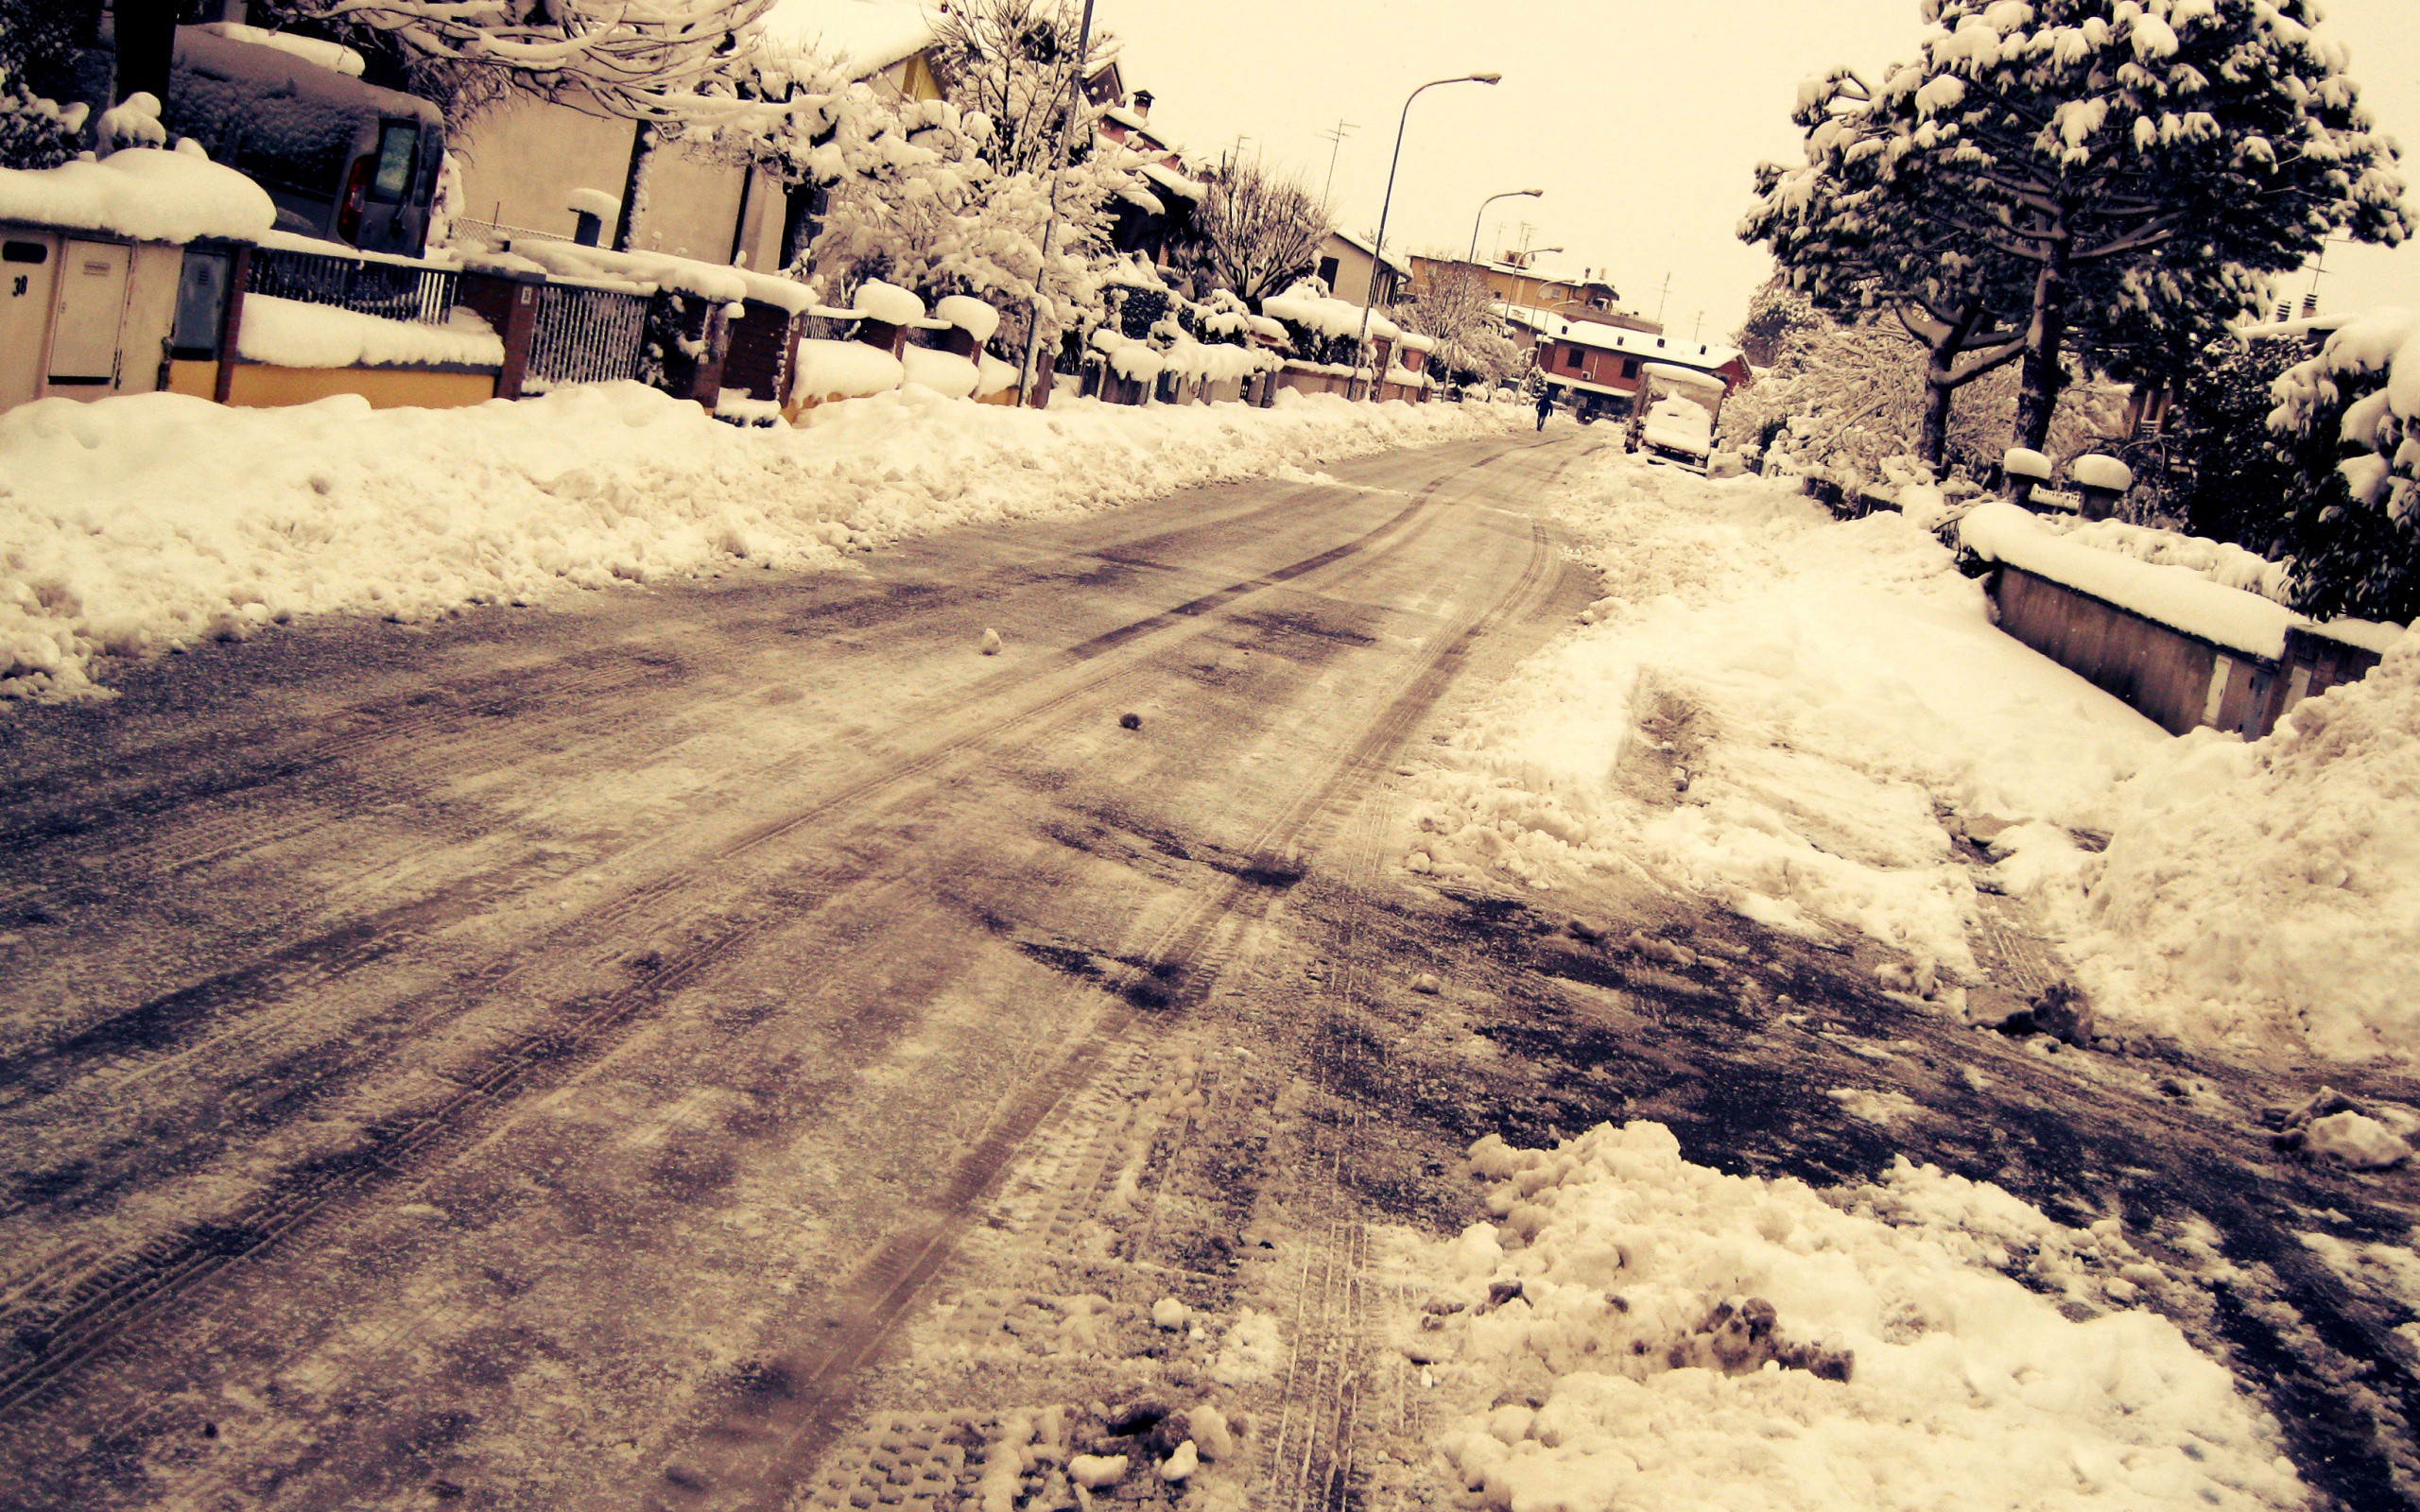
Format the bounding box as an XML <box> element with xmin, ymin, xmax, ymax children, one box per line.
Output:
<box><xmin>1468</xmin><ymin>188</ymin><xmax>1543</xmax><ymax>265</ymax></box>
<box><xmin>1353</xmin><ymin>71</ymin><xmax>1502</xmax><ymax>397</ymax></box>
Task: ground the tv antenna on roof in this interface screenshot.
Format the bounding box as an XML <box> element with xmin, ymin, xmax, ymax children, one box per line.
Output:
<box><xmin>1317</xmin><ymin>118</ymin><xmax>1357</xmax><ymax>205</ymax></box>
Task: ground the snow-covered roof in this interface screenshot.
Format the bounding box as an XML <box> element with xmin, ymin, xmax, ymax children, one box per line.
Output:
<box><xmin>1330</xmin><ymin>229</ymin><xmax>1411</xmax><ymax>280</ymax></box>
<box><xmin>1138</xmin><ymin>161</ymin><xmax>1204</xmax><ymax>202</ymax></box>
<box><xmin>1103</xmin><ymin>105</ymin><xmax>1150</xmax><ymax>132</ymax></box>
<box><xmin>1639</xmin><ymin>360</ymin><xmax>1724</xmax><ymax>391</ymax></box>
<box><xmin>759</xmin><ymin>0</ymin><xmax>938</xmax><ymax>77</ymax></box>
<box><xmin>0</xmin><ymin>146</ymin><xmax>274</xmax><ymax>244</ymax></box>
<box><xmin>1521</xmin><ymin>310</ymin><xmax>1741</xmax><ymax>372</ymax></box>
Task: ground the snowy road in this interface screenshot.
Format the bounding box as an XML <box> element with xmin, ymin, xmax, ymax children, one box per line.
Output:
<box><xmin>3</xmin><ymin>429</ymin><xmax>2416</xmax><ymax>1511</ymax></box>
<box><xmin>0</xmin><ymin>431</ymin><xmax>1595</xmax><ymax>1510</ymax></box>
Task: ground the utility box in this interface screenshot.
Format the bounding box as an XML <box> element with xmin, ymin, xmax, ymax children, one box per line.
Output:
<box><xmin>0</xmin><ymin>223</ymin><xmax>187</xmax><ymax>410</ymax></box>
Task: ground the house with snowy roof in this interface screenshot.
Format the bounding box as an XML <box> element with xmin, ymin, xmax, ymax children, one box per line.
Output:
<box><xmin>448</xmin><ymin>0</ymin><xmax>945</xmax><ymax>275</ymax></box>
<box><xmin>1407</xmin><ymin>253</ymin><xmax>1631</xmax><ymax>329</ymax></box>
<box><xmin>1513</xmin><ymin>308</ymin><xmax>1749</xmax><ymax>420</ymax></box>
<box><xmin>1089</xmin><ymin>88</ymin><xmax>1206</xmax><ymax>268</ymax></box>
<box><xmin>1313</xmin><ymin>230</ymin><xmax>1411</xmax><ymax>309</ymax></box>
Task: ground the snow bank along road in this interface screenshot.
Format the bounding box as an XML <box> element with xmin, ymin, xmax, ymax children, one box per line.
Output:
<box><xmin>0</xmin><ymin>431</ymin><xmax>2414</xmax><ymax>1511</ymax></box>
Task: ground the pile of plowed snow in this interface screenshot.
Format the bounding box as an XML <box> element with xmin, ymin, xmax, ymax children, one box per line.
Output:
<box><xmin>1405</xmin><ymin>453</ymin><xmax>2161</xmax><ymax>984</ymax></box>
<box><xmin>0</xmin><ymin>384</ymin><xmax>1521</xmax><ymax>698</ymax></box>
<box><xmin>2018</xmin><ymin>637</ymin><xmax>2420</xmax><ymax>1062</ymax></box>
<box><xmin>1409</xmin><ymin>448</ymin><xmax>2418</xmax><ymax>1064</ymax></box>
<box><xmin>1381</xmin><ymin>1121</ymin><xmax>2302</xmax><ymax>1510</ymax></box>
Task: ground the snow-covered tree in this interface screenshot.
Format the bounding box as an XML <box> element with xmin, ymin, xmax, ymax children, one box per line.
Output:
<box><xmin>1731</xmin><ymin>274</ymin><xmax>1824</xmax><ymax>369</ymax></box>
<box><xmin>1803</xmin><ymin>0</ymin><xmax>2407</xmax><ymax>455</ymax></box>
<box><xmin>1170</xmin><ymin>156</ymin><xmax>1331</xmax><ymax>304</ymax></box>
<box><xmin>930</xmin><ymin>0</ymin><xmax>1115</xmax><ymax>179</ymax></box>
<box><xmin>2267</xmin><ymin>310</ymin><xmax>2420</xmax><ymax>620</ymax></box>
<box><xmin>805</xmin><ymin>101</ymin><xmax>1131</xmax><ymax>359</ymax></box>
<box><xmin>1743</xmin><ymin>80</ymin><xmax>2035</xmax><ymax>473</ymax></box>
<box><xmin>1720</xmin><ymin>309</ymin><xmax>2118</xmax><ymax>486</ymax></box>
<box><xmin>302</xmin><ymin>0</ymin><xmax>775</xmax><ymax>127</ymax></box>
<box><xmin>1404</xmin><ymin>264</ymin><xmax>1527</xmax><ymax>387</ymax></box>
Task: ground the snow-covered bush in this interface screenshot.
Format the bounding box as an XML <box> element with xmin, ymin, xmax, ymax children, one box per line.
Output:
<box><xmin>2266</xmin><ymin>308</ymin><xmax>2420</xmax><ymax>622</ymax></box>
<box><xmin>0</xmin><ymin>0</ymin><xmax>87</xmax><ymax>169</ymax></box>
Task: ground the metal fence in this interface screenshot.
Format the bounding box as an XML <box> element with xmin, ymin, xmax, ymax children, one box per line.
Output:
<box><xmin>525</xmin><ymin>282</ymin><xmax>651</xmax><ymax>388</ymax></box>
<box><xmin>248</xmin><ymin>245</ymin><xmax>458</xmax><ymax>326</ymax></box>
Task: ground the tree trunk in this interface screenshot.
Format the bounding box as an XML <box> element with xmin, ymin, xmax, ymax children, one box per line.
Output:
<box><xmin>614</xmin><ymin>123</ymin><xmax>656</xmax><ymax>253</ymax></box>
<box><xmin>2014</xmin><ymin>237</ymin><xmax>2069</xmax><ymax>455</ymax></box>
<box><xmin>112</xmin><ymin>0</ymin><xmax>179</xmax><ymax>106</ymax></box>
<box><xmin>1916</xmin><ymin>374</ymin><xmax>1955</xmax><ymax>474</ymax></box>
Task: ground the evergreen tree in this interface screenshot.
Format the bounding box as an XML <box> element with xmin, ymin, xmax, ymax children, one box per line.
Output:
<box><xmin>1752</xmin><ymin>0</ymin><xmax>2408</xmax><ymax>463</ymax></box>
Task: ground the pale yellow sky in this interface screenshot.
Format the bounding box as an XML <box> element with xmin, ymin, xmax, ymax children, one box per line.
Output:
<box><xmin>1107</xmin><ymin>0</ymin><xmax>2420</xmax><ymax>337</ymax></box>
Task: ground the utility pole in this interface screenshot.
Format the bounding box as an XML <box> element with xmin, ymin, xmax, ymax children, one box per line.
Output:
<box><xmin>1652</xmin><ymin>272</ymin><xmax>1671</xmax><ymax>327</ymax></box>
<box><xmin>1016</xmin><ymin>0</ymin><xmax>1101</xmax><ymax>408</ymax></box>
<box><xmin>1317</xmin><ymin>119</ymin><xmax>1357</xmax><ymax>206</ymax></box>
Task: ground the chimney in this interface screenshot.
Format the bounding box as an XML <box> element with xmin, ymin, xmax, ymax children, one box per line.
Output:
<box><xmin>1132</xmin><ymin>90</ymin><xmax>1154</xmax><ymax>119</ymax></box>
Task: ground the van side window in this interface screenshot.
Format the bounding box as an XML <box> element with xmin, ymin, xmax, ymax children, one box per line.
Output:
<box><xmin>370</xmin><ymin>121</ymin><xmax>417</xmax><ymax>203</ymax></box>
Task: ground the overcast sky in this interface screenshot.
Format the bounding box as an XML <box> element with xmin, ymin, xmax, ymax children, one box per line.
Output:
<box><xmin>1105</xmin><ymin>0</ymin><xmax>2420</xmax><ymax>342</ymax></box>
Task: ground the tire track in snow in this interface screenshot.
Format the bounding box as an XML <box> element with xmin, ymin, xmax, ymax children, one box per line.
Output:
<box><xmin>0</xmin><ymin>443</ymin><xmax>1546</xmax><ymax>1434</ymax></box>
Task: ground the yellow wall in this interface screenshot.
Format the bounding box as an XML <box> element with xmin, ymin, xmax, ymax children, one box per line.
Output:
<box><xmin>166</xmin><ymin>358</ymin><xmax>217</xmax><ymax>398</ymax></box>
<box><xmin>223</xmin><ymin>364</ymin><xmax>496</xmax><ymax>411</ymax></box>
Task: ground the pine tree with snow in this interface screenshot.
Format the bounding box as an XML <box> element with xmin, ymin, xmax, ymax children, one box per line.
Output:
<box><xmin>1755</xmin><ymin>0</ymin><xmax>2408</xmax><ymax>460</ymax></box>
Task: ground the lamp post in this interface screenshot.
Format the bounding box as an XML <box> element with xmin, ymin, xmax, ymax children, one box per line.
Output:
<box><xmin>1353</xmin><ymin>71</ymin><xmax>1501</xmax><ymax>399</ymax></box>
<box><xmin>1467</xmin><ymin>188</ymin><xmax>1542</xmax><ymax>265</ymax></box>
<box><xmin>1016</xmin><ymin>0</ymin><xmax>1102</xmax><ymax>408</ymax></box>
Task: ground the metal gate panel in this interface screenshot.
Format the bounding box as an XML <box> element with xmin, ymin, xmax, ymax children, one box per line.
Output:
<box><xmin>49</xmin><ymin>239</ymin><xmax>130</xmax><ymax>383</ymax></box>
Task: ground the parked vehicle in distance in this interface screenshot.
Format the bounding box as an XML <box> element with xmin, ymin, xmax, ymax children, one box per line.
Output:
<box><xmin>1640</xmin><ymin>395</ymin><xmax>1713</xmax><ymax>469</ymax></box>
<box><xmin>165</xmin><ymin>25</ymin><xmax>445</xmax><ymax>256</ymax></box>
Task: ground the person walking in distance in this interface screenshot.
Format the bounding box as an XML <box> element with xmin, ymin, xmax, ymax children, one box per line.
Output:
<box><xmin>1534</xmin><ymin>387</ymin><xmax>1553</xmax><ymax>431</ymax></box>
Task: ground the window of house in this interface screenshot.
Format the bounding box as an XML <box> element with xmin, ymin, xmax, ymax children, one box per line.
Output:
<box><xmin>1620</xmin><ymin>357</ymin><xmax>1638</xmax><ymax>378</ymax></box>
<box><xmin>1317</xmin><ymin>255</ymin><xmax>1340</xmax><ymax>289</ymax></box>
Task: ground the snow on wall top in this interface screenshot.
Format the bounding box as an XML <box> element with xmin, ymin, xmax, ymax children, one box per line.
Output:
<box><xmin>759</xmin><ymin>0</ymin><xmax>938</xmax><ymax>77</ymax></box>
<box><xmin>1961</xmin><ymin>500</ymin><xmax>2300</xmax><ymax>660</ymax></box>
<box><xmin>237</xmin><ymin>297</ymin><xmax>504</xmax><ymax>371</ymax></box>
<box><xmin>0</xmin><ymin>146</ymin><xmax>274</xmax><ymax>245</ymax></box>
<box><xmin>850</xmin><ymin>279</ymin><xmax>925</xmax><ymax>326</ymax></box>
<box><xmin>1264</xmin><ymin>283</ymin><xmax>1397</xmax><ymax>344</ymax></box>
<box><xmin>500</xmin><ymin>240</ymin><xmax>816</xmax><ymax>315</ymax></box>
<box><xmin>1138</xmin><ymin>162</ymin><xmax>1205</xmax><ymax>202</ymax></box>
<box><xmin>932</xmin><ymin>295</ymin><xmax>998</xmax><ymax>342</ymax></box>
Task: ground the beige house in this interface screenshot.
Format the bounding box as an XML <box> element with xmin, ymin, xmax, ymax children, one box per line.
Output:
<box><xmin>1312</xmin><ymin>230</ymin><xmax>1410</xmax><ymax>308</ymax></box>
<box><xmin>448</xmin><ymin>0</ymin><xmax>944</xmax><ymax>271</ymax></box>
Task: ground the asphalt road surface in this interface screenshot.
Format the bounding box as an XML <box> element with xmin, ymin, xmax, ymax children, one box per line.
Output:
<box><xmin>3</xmin><ymin>430</ymin><xmax>2416</xmax><ymax>1512</ymax></box>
